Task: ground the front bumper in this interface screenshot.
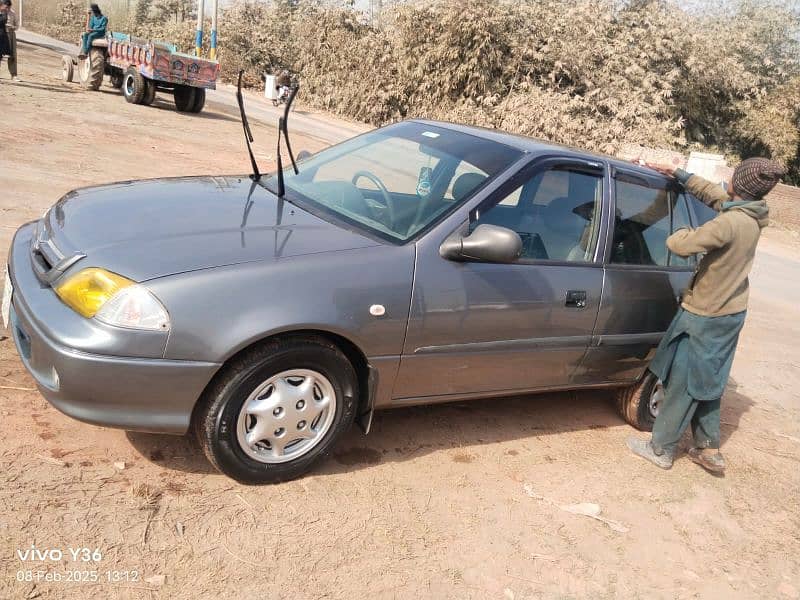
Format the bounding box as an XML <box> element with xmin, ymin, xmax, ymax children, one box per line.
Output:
<box><xmin>5</xmin><ymin>222</ymin><xmax>221</xmax><ymax>434</ymax></box>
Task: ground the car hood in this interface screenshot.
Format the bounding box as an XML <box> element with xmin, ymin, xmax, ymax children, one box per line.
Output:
<box><xmin>43</xmin><ymin>176</ymin><xmax>382</xmax><ymax>282</ymax></box>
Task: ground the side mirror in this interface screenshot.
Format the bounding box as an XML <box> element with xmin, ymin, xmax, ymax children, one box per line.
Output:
<box><xmin>296</xmin><ymin>150</ymin><xmax>313</xmax><ymax>162</ymax></box>
<box><xmin>440</xmin><ymin>224</ymin><xmax>522</xmax><ymax>263</ymax></box>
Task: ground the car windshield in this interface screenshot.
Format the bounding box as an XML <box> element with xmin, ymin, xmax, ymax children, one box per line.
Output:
<box><xmin>263</xmin><ymin>122</ymin><xmax>523</xmax><ymax>243</ymax></box>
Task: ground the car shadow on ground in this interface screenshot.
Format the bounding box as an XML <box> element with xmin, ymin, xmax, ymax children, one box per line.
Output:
<box><xmin>125</xmin><ymin>380</ymin><xmax>754</xmax><ymax>478</ymax></box>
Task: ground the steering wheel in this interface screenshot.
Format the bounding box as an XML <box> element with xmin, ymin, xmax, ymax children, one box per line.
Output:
<box><xmin>351</xmin><ymin>170</ymin><xmax>396</xmax><ymax>229</ymax></box>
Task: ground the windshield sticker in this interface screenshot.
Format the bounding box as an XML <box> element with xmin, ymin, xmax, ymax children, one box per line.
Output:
<box><xmin>421</xmin><ymin>131</ymin><xmax>440</xmax><ymax>139</ymax></box>
<box><xmin>417</xmin><ymin>166</ymin><xmax>433</xmax><ymax>198</ymax></box>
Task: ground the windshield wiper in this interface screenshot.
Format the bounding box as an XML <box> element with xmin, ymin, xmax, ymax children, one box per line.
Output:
<box><xmin>236</xmin><ymin>71</ymin><xmax>261</xmax><ymax>181</ymax></box>
<box><xmin>276</xmin><ymin>85</ymin><xmax>300</xmax><ymax>197</ymax></box>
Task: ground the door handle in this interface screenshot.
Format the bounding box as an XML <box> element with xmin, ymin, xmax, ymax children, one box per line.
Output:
<box><xmin>565</xmin><ymin>290</ymin><xmax>587</xmax><ymax>309</ymax></box>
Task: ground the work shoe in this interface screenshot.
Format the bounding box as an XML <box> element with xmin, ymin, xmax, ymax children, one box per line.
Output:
<box><xmin>626</xmin><ymin>437</ymin><xmax>673</xmax><ymax>469</ymax></box>
<box><xmin>687</xmin><ymin>447</ymin><xmax>726</xmax><ymax>474</ymax></box>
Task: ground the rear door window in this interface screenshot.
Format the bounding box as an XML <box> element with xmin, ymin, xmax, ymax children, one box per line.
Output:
<box><xmin>611</xmin><ymin>175</ymin><xmax>694</xmax><ymax>267</ymax></box>
<box><xmin>686</xmin><ymin>192</ymin><xmax>717</xmax><ymax>226</ymax></box>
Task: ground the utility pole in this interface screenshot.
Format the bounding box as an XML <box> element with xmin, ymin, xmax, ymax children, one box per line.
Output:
<box><xmin>374</xmin><ymin>0</ymin><xmax>382</xmax><ymax>27</ymax></box>
<box><xmin>195</xmin><ymin>0</ymin><xmax>205</xmax><ymax>56</ymax></box>
<box><xmin>18</xmin><ymin>0</ymin><xmax>22</xmax><ymax>28</ymax></box>
<box><xmin>210</xmin><ymin>0</ymin><xmax>218</xmax><ymax>60</ymax></box>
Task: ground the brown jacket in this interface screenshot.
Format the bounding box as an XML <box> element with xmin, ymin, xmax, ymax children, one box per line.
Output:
<box><xmin>667</xmin><ymin>174</ymin><xmax>769</xmax><ymax>317</ymax></box>
<box><xmin>5</xmin><ymin>8</ymin><xmax>17</xmax><ymax>30</ymax></box>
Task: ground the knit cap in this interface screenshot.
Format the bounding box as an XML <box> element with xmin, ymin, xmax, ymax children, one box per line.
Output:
<box><xmin>731</xmin><ymin>158</ymin><xmax>787</xmax><ymax>201</ymax></box>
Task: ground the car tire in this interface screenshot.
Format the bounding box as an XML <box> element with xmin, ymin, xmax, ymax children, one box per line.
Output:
<box><xmin>616</xmin><ymin>371</ymin><xmax>662</xmax><ymax>432</ymax></box>
<box><xmin>122</xmin><ymin>67</ymin><xmax>146</xmax><ymax>104</ymax></box>
<box><xmin>194</xmin><ymin>336</ymin><xmax>358</xmax><ymax>484</ymax></box>
<box><xmin>174</xmin><ymin>85</ymin><xmax>196</xmax><ymax>112</ymax></box>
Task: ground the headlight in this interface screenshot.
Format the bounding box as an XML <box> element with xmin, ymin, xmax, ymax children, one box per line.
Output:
<box><xmin>55</xmin><ymin>268</ymin><xmax>170</xmax><ymax>330</ymax></box>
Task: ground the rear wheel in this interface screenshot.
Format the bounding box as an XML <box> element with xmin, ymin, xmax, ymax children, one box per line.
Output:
<box><xmin>122</xmin><ymin>66</ymin><xmax>146</xmax><ymax>104</ymax></box>
<box><xmin>616</xmin><ymin>371</ymin><xmax>662</xmax><ymax>431</ymax></box>
<box><xmin>174</xmin><ymin>85</ymin><xmax>196</xmax><ymax>112</ymax></box>
<box><xmin>194</xmin><ymin>336</ymin><xmax>358</xmax><ymax>484</ymax></box>
<box><xmin>80</xmin><ymin>48</ymin><xmax>105</xmax><ymax>90</ymax></box>
<box><xmin>61</xmin><ymin>55</ymin><xmax>74</xmax><ymax>82</ymax></box>
<box><xmin>190</xmin><ymin>87</ymin><xmax>206</xmax><ymax>113</ymax></box>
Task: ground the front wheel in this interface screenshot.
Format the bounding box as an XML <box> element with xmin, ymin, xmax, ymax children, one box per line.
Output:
<box><xmin>61</xmin><ymin>55</ymin><xmax>74</xmax><ymax>82</ymax></box>
<box><xmin>194</xmin><ymin>336</ymin><xmax>358</xmax><ymax>484</ymax></box>
<box><xmin>616</xmin><ymin>371</ymin><xmax>663</xmax><ymax>431</ymax></box>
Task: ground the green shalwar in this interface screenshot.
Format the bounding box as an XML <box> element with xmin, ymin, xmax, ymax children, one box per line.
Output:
<box><xmin>648</xmin><ymin>307</ymin><xmax>746</xmax><ymax>456</ymax></box>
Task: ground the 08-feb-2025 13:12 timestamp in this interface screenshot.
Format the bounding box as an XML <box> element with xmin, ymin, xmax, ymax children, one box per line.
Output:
<box><xmin>16</xmin><ymin>569</ymin><xmax>141</xmax><ymax>584</ymax></box>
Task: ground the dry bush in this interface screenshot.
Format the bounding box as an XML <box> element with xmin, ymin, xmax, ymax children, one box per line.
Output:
<box><xmin>129</xmin><ymin>482</ymin><xmax>161</xmax><ymax>511</ymax></box>
<box><xmin>26</xmin><ymin>0</ymin><xmax>800</xmax><ymax>183</ymax></box>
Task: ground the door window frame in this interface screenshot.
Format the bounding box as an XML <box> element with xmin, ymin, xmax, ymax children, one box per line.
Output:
<box><xmin>461</xmin><ymin>155</ymin><xmax>610</xmax><ymax>267</ymax></box>
<box><xmin>605</xmin><ymin>166</ymin><xmax>697</xmax><ymax>272</ymax></box>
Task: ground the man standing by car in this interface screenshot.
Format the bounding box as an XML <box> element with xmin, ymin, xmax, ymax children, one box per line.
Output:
<box><xmin>627</xmin><ymin>157</ymin><xmax>785</xmax><ymax>474</ymax></box>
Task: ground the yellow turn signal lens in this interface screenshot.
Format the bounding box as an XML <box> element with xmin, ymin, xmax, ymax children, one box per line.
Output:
<box><xmin>55</xmin><ymin>268</ymin><xmax>134</xmax><ymax>318</ymax></box>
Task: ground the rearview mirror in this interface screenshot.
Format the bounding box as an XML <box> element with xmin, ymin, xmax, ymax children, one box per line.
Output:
<box><xmin>440</xmin><ymin>224</ymin><xmax>522</xmax><ymax>263</ymax></box>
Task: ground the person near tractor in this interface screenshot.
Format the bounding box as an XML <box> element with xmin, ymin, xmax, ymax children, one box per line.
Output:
<box><xmin>276</xmin><ymin>69</ymin><xmax>291</xmax><ymax>100</ymax></box>
<box><xmin>627</xmin><ymin>158</ymin><xmax>786</xmax><ymax>474</ymax></box>
<box><xmin>79</xmin><ymin>4</ymin><xmax>108</xmax><ymax>60</ymax></box>
<box><xmin>1</xmin><ymin>0</ymin><xmax>18</xmax><ymax>81</ymax></box>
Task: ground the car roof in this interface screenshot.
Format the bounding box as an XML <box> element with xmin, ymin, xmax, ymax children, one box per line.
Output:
<box><xmin>409</xmin><ymin>119</ymin><xmax>670</xmax><ymax>181</ymax></box>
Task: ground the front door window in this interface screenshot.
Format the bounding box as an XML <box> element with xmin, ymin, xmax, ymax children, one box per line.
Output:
<box><xmin>471</xmin><ymin>167</ymin><xmax>604</xmax><ymax>262</ymax></box>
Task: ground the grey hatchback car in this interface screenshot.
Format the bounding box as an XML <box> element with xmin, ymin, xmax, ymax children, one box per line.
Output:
<box><xmin>4</xmin><ymin>120</ymin><xmax>712</xmax><ymax>483</ymax></box>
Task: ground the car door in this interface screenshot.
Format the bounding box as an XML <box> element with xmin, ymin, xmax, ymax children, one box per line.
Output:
<box><xmin>573</xmin><ymin>167</ymin><xmax>696</xmax><ymax>384</ymax></box>
<box><xmin>392</xmin><ymin>157</ymin><xmax>608</xmax><ymax>401</ymax></box>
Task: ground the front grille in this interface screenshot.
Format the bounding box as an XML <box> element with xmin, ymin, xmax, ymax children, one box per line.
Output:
<box><xmin>29</xmin><ymin>221</ymin><xmax>85</xmax><ymax>285</ymax></box>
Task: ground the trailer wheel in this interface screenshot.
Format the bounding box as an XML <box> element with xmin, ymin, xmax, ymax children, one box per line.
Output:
<box><xmin>190</xmin><ymin>88</ymin><xmax>206</xmax><ymax>113</ymax></box>
<box><xmin>142</xmin><ymin>79</ymin><xmax>157</xmax><ymax>106</ymax></box>
<box><xmin>122</xmin><ymin>66</ymin><xmax>146</xmax><ymax>104</ymax></box>
<box><xmin>174</xmin><ymin>85</ymin><xmax>196</xmax><ymax>112</ymax></box>
<box><xmin>61</xmin><ymin>55</ymin><xmax>74</xmax><ymax>83</ymax></box>
<box><xmin>80</xmin><ymin>48</ymin><xmax>105</xmax><ymax>90</ymax></box>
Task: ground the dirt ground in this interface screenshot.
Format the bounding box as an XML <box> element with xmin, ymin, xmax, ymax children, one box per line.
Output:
<box><xmin>1</xmin><ymin>42</ymin><xmax>799</xmax><ymax>600</ymax></box>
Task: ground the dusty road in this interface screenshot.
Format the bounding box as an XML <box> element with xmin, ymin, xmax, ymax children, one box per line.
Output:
<box><xmin>1</xmin><ymin>41</ymin><xmax>800</xmax><ymax>600</ymax></box>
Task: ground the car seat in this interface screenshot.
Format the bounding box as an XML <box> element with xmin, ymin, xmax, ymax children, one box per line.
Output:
<box><xmin>539</xmin><ymin>196</ymin><xmax>590</xmax><ymax>260</ymax></box>
<box><xmin>452</xmin><ymin>172</ymin><xmax>487</xmax><ymax>202</ymax></box>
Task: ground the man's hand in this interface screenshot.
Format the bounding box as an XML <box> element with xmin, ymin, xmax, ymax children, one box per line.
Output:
<box><xmin>643</xmin><ymin>162</ymin><xmax>677</xmax><ymax>178</ymax></box>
